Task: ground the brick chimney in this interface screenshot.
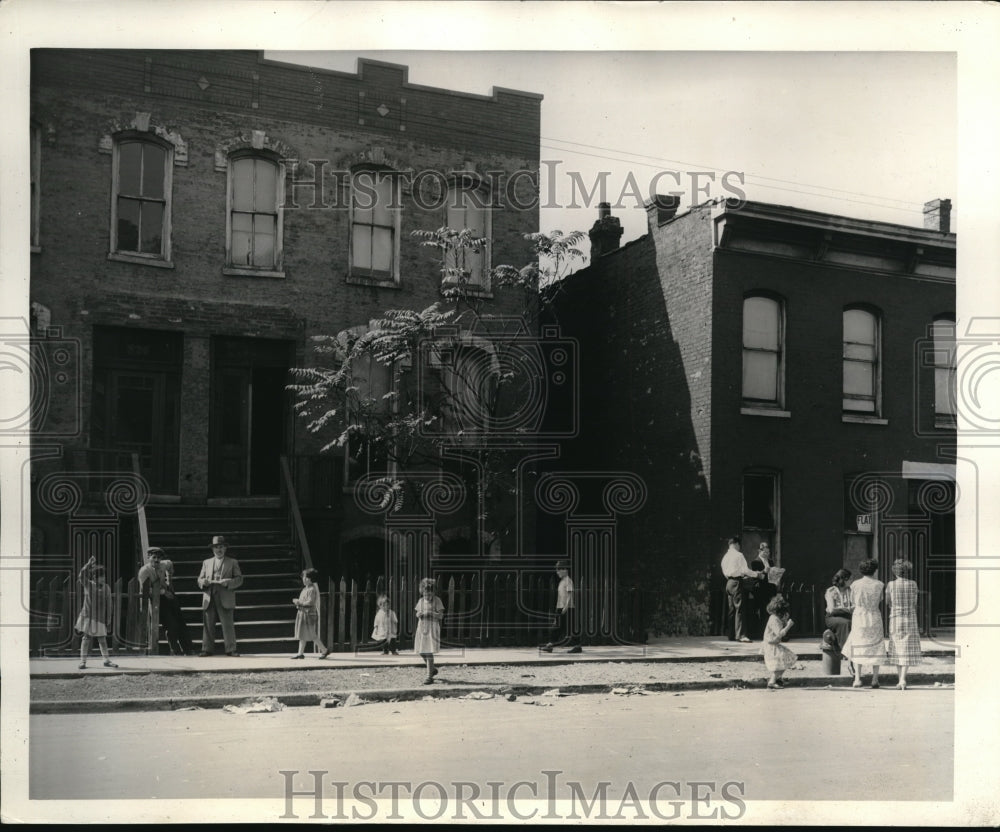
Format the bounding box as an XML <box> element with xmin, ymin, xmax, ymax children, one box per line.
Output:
<box><xmin>588</xmin><ymin>202</ymin><xmax>624</xmax><ymax>260</ymax></box>
<box><xmin>645</xmin><ymin>193</ymin><xmax>681</xmax><ymax>228</ymax></box>
<box><xmin>923</xmin><ymin>198</ymin><xmax>952</xmax><ymax>233</ymax></box>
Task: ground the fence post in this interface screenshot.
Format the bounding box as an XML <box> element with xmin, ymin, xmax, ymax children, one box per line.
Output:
<box><xmin>324</xmin><ymin>578</ymin><xmax>337</xmax><ymax>650</ymax></box>
<box><xmin>349</xmin><ymin>579</ymin><xmax>359</xmax><ymax>649</ymax></box>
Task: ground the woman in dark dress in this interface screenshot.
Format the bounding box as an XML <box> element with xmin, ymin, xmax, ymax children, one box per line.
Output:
<box><xmin>824</xmin><ymin>568</ymin><xmax>854</xmax><ymax>655</ymax></box>
<box><xmin>748</xmin><ymin>544</ymin><xmax>778</xmax><ymax>640</ymax></box>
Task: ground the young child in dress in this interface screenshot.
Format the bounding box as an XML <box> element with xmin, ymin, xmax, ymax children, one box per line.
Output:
<box><xmin>414</xmin><ymin>577</ymin><xmax>444</xmax><ymax>684</ymax></box>
<box><xmin>372</xmin><ymin>594</ymin><xmax>399</xmax><ymax>654</ymax></box>
<box><xmin>76</xmin><ymin>556</ymin><xmax>118</xmax><ymax>670</ymax></box>
<box><xmin>761</xmin><ymin>595</ymin><xmax>797</xmax><ymax>689</ymax></box>
<box><xmin>291</xmin><ymin>568</ymin><xmax>330</xmax><ymax>659</ymax></box>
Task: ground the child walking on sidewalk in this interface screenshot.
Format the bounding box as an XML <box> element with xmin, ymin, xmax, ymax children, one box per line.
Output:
<box><xmin>76</xmin><ymin>556</ymin><xmax>118</xmax><ymax>670</ymax></box>
<box><xmin>761</xmin><ymin>595</ymin><xmax>796</xmax><ymax>689</ymax></box>
<box><xmin>291</xmin><ymin>568</ymin><xmax>330</xmax><ymax>659</ymax></box>
<box><xmin>414</xmin><ymin>578</ymin><xmax>444</xmax><ymax>684</ymax></box>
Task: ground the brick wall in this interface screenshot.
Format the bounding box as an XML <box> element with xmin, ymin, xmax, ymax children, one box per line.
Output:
<box><xmin>709</xmin><ymin>248</ymin><xmax>956</xmax><ymax>588</ymax></box>
<box><xmin>550</xmin><ymin>215</ymin><xmax>714</xmax><ymax>611</ymax></box>
<box><xmin>29</xmin><ymin>49</ymin><xmax>543</xmax><ymax>571</ymax></box>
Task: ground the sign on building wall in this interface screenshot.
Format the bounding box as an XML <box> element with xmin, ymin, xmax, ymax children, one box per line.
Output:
<box><xmin>856</xmin><ymin>514</ymin><xmax>872</xmax><ymax>533</ymax></box>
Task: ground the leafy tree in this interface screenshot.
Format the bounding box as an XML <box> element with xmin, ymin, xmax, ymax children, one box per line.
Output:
<box><xmin>289</xmin><ymin>227</ymin><xmax>585</xmax><ymax>546</ymax></box>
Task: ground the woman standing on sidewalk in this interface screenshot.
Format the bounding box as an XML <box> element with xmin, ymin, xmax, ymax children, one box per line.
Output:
<box><xmin>842</xmin><ymin>559</ymin><xmax>885</xmax><ymax>688</ymax></box>
<box><xmin>886</xmin><ymin>559</ymin><xmax>922</xmax><ymax>689</ymax></box>
<box><xmin>291</xmin><ymin>568</ymin><xmax>330</xmax><ymax>659</ymax></box>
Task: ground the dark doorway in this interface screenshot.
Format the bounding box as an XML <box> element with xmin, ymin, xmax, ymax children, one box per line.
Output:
<box><xmin>909</xmin><ymin>479</ymin><xmax>956</xmax><ymax>630</ymax></box>
<box><xmin>92</xmin><ymin>327</ymin><xmax>182</xmax><ymax>494</ymax></box>
<box><xmin>209</xmin><ymin>337</ymin><xmax>291</xmax><ymax>497</ymax></box>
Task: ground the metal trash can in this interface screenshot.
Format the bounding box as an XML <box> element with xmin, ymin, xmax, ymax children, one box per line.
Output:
<box><xmin>821</xmin><ymin>648</ymin><xmax>842</xmax><ymax>676</ymax></box>
<box><xmin>820</xmin><ymin>628</ymin><xmax>843</xmax><ymax>675</ymax></box>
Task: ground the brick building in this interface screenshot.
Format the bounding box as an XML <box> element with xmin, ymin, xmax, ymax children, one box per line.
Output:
<box><xmin>551</xmin><ymin>198</ymin><xmax>956</xmax><ymax>635</ymax></box>
<box><xmin>29</xmin><ymin>50</ymin><xmax>543</xmax><ymax>650</ymax></box>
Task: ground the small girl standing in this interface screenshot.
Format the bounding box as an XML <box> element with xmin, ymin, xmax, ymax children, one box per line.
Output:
<box><xmin>292</xmin><ymin>568</ymin><xmax>330</xmax><ymax>659</ymax></box>
<box><xmin>414</xmin><ymin>577</ymin><xmax>444</xmax><ymax>684</ymax></box>
<box><xmin>372</xmin><ymin>594</ymin><xmax>399</xmax><ymax>654</ymax></box>
<box><xmin>75</xmin><ymin>556</ymin><xmax>118</xmax><ymax>670</ymax></box>
<box><xmin>761</xmin><ymin>595</ymin><xmax>797</xmax><ymax>689</ymax></box>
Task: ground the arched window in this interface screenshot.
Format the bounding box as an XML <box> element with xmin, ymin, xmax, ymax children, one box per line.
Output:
<box><xmin>227</xmin><ymin>153</ymin><xmax>283</xmax><ymax>273</ymax></box>
<box><xmin>742</xmin><ymin>294</ymin><xmax>784</xmax><ymax>407</ymax></box>
<box><xmin>843</xmin><ymin>307</ymin><xmax>881</xmax><ymax>414</ymax></box>
<box><xmin>932</xmin><ymin>316</ymin><xmax>956</xmax><ymax>425</ymax></box>
<box><xmin>111</xmin><ymin>134</ymin><xmax>172</xmax><ymax>260</ymax></box>
<box><xmin>445</xmin><ymin>174</ymin><xmax>492</xmax><ymax>291</ymax></box>
<box><xmin>350</xmin><ymin>167</ymin><xmax>400</xmax><ymax>282</ymax></box>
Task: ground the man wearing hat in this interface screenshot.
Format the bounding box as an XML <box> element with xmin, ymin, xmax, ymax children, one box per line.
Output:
<box><xmin>197</xmin><ymin>535</ymin><xmax>244</xmax><ymax>656</ymax></box>
<box><xmin>541</xmin><ymin>560</ymin><xmax>581</xmax><ymax>654</ymax></box>
<box><xmin>139</xmin><ymin>547</ymin><xmax>195</xmax><ymax>655</ymax></box>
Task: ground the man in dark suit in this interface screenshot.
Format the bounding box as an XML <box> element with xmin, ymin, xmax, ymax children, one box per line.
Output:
<box><xmin>197</xmin><ymin>535</ymin><xmax>244</xmax><ymax>656</ymax></box>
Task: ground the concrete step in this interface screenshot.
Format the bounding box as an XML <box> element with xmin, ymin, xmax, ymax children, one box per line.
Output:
<box><xmin>172</xmin><ymin>587</ymin><xmax>312</xmax><ymax>607</ymax></box>
<box><xmin>169</xmin><ymin>573</ymin><xmax>303</xmax><ymax>592</ymax></box>
<box><xmin>166</xmin><ymin>558</ymin><xmax>301</xmax><ymax>577</ymax></box>
<box><xmin>153</xmin><ymin>543</ymin><xmax>297</xmax><ymax>560</ymax></box>
<box><xmin>149</xmin><ymin>529</ymin><xmax>293</xmax><ymax>546</ymax></box>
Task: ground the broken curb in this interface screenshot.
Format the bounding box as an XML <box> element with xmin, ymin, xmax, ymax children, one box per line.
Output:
<box><xmin>30</xmin><ymin>672</ymin><xmax>955</xmax><ymax>714</ymax></box>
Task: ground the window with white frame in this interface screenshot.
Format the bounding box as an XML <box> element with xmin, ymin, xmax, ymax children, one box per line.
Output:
<box><xmin>932</xmin><ymin>317</ymin><xmax>956</xmax><ymax>425</ymax></box>
<box><xmin>344</xmin><ymin>351</ymin><xmax>395</xmax><ymax>484</ymax></box>
<box><xmin>445</xmin><ymin>178</ymin><xmax>491</xmax><ymax>290</ymax></box>
<box><xmin>742</xmin><ymin>294</ymin><xmax>784</xmax><ymax>406</ymax></box>
<box><xmin>111</xmin><ymin>135</ymin><xmax>172</xmax><ymax>260</ymax></box>
<box><xmin>442</xmin><ymin>344</ymin><xmax>498</xmax><ymax>436</ymax></box>
<box><xmin>227</xmin><ymin>154</ymin><xmax>282</xmax><ymax>272</ymax></box>
<box><xmin>843</xmin><ymin>307</ymin><xmax>881</xmax><ymax>414</ymax></box>
<box><xmin>30</xmin><ymin>123</ymin><xmax>40</xmax><ymax>250</ymax></box>
<box><xmin>350</xmin><ymin>168</ymin><xmax>399</xmax><ymax>281</ymax></box>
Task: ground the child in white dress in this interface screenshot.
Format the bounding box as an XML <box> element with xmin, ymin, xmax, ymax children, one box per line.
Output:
<box><xmin>761</xmin><ymin>595</ymin><xmax>796</xmax><ymax>689</ymax></box>
<box><xmin>372</xmin><ymin>594</ymin><xmax>399</xmax><ymax>654</ymax></box>
<box><xmin>414</xmin><ymin>577</ymin><xmax>444</xmax><ymax>684</ymax></box>
<box><xmin>76</xmin><ymin>556</ymin><xmax>118</xmax><ymax>670</ymax></box>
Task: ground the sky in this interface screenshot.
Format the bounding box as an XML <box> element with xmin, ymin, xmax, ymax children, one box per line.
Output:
<box><xmin>268</xmin><ymin>50</ymin><xmax>957</xmax><ymax>257</ymax></box>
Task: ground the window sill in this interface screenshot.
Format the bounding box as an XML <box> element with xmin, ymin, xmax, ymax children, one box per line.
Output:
<box><xmin>223</xmin><ymin>267</ymin><xmax>286</xmax><ymax>279</ymax></box>
<box><xmin>741</xmin><ymin>407</ymin><xmax>791</xmax><ymax>419</ymax></box>
<box><xmin>108</xmin><ymin>252</ymin><xmax>174</xmax><ymax>269</ymax></box>
<box><xmin>441</xmin><ymin>286</ymin><xmax>494</xmax><ymax>300</ymax></box>
<box><xmin>441</xmin><ymin>279</ymin><xmax>493</xmax><ymax>299</ymax></box>
<box><xmin>842</xmin><ymin>414</ymin><xmax>888</xmax><ymax>425</ymax></box>
<box><xmin>346</xmin><ymin>274</ymin><xmax>401</xmax><ymax>289</ymax></box>
<box><xmin>933</xmin><ymin>415</ymin><xmax>957</xmax><ymax>430</ymax></box>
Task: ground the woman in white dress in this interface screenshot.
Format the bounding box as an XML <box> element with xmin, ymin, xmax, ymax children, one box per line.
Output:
<box><xmin>842</xmin><ymin>559</ymin><xmax>885</xmax><ymax>689</ymax></box>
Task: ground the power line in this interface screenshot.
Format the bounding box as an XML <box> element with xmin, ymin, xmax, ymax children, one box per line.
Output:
<box><xmin>541</xmin><ymin>136</ymin><xmax>927</xmax><ymax>208</ymax></box>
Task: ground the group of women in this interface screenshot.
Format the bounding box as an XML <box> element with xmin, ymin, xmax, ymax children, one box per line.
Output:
<box><xmin>824</xmin><ymin>558</ymin><xmax>923</xmax><ymax>689</ymax></box>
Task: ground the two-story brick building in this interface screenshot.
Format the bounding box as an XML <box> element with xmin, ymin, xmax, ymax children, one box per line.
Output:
<box><xmin>29</xmin><ymin>49</ymin><xmax>544</xmax><ymax>650</ymax></box>
<box><xmin>551</xmin><ymin>198</ymin><xmax>956</xmax><ymax>635</ymax></box>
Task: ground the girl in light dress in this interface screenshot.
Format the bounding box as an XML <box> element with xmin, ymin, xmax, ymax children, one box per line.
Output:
<box><xmin>291</xmin><ymin>568</ymin><xmax>330</xmax><ymax>659</ymax></box>
<box><xmin>843</xmin><ymin>558</ymin><xmax>886</xmax><ymax>689</ymax></box>
<box><xmin>414</xmin><ymin>577</ymin><xmax>445</xmax><ymax>684</ymax></box>
<box><xmin>76</xmin><ymin>556</ymin><xmax>118</xmax><ymax>670</ymax></box>
<box><xmin>761</xmin><ymin>595</ymin><xmax>797</xmax><ymax>689</ymax></box>
<box><xmin>886</xmin><ymin>559</ymin><xmax>922</xmax><ymax>690</ymax></box>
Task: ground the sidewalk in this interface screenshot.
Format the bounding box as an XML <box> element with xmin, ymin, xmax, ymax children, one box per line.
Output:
<box><xmin>30</xmin><ymin>635</ymin><xmax>956</xmax><ymax>678</ymax></box>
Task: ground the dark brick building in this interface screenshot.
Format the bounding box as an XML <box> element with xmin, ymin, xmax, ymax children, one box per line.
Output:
<box><xmin>29</xmin><ymin>49</ymin><xmax>543</xmax><ymax>643</ymax></box>
<box><xmin>551</xmin><ymin>199</ymin><xmax>956</xmax><ymax>635</ymax></box>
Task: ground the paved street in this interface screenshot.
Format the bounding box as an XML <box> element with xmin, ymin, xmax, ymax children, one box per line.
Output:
<box><xmin>30</xmin><ymin>687</ymin><xmax>952</xmax><ymax>815</ymax></box>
